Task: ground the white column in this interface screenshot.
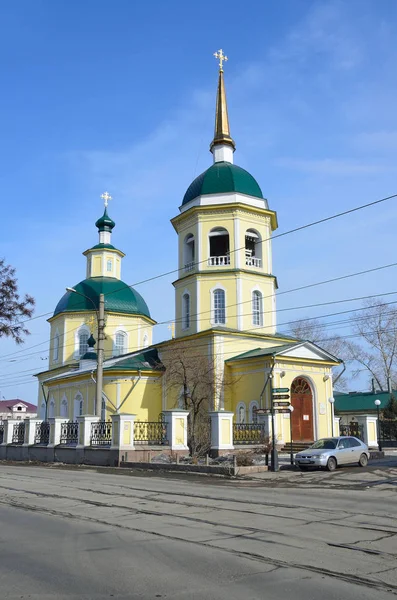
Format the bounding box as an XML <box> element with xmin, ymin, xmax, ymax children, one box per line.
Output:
<box><xmin>48</xmin><ymin>417</ymin><xmax>65</xmax><ymax>447</ymax></box>
<box><xmin>356</xmin><ymin>415</ymin><xmax>378</xmax><ymax>448</ymax></box>
<box><xmin>76</xmin><ymin>415</ymin><xmax>100</xmax><ymax>448</ymax></box>
<box><xmin>163</xmin><ymin>410</ymin><xmax>189</xmax><ymax>450</ymax></box>
<box><xmin>111</xmin><ymin>414</ymin><xmax>136</xmax><ymax>450</ymax></box>
<box><xmin>23</xmin><ymin>418</ymin><xmax>42</xmax><ymax>446</ymax></box>
<box><xmin>333</xmin><ymin>416</ymin><xmax>341</xmax><ymax>437</ymax></box>
<box><xmin>209</xmin><ymin>411</ymin><xmax>234</xmax><ymax>451</ymax></box>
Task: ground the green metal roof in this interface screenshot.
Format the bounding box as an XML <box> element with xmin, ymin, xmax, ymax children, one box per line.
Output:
<box><xmin>227</xmin><ymin>343</ymin><xmax>298</xmax><ymax>362</ymax></box>
<box><xmin>334</xmin><ymin>391</ymin><xmax>395</xmax><ymax>413</ymax></box>
<box><xmin>90</xmin><ymin>243</ymin><xmax>117</xmax><ymax>250</ymax></box>
<box><xmin>54</xmin><ymin>277</ymin><xmax>151</xmax><ymax>318</ymax></box>
<box><xmin>106</xmin><ymin>348</ymin><xmax>163</xmax><ymax>371</ymax></box>
<box><xmin>182</xmin><ymin>161</ymin><xmax>264</xmax><ymax>205</ymax></box>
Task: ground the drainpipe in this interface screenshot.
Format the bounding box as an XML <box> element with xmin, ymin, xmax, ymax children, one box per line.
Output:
<box><xmin>41</xmin><ymin>383</ymin><xmax>49</xmax><ymax>421</ymax></box>
<box><xmin>333</xmin><ymin>360</ymin><xmax>346</xmax><ymax>388</ymax></box>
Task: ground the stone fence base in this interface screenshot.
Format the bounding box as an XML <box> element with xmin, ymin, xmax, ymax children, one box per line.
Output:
<box><xmin>0</xmin><ymin>444</ymin><xmax>186</xmax><ymax>467</ymax></box>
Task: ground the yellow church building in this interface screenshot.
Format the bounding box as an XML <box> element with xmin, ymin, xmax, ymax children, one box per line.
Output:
<box><xmin>35</xmin><ymin>52</ymin><xmax>341</xmax><ymax>454</ymax></box>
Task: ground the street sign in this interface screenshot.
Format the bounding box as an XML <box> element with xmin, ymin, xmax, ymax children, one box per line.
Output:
<box><xmin>272</xmin><ymin>387</ymin><xmax>289</xmax><ymax>393</ymax></box>
<box><xmin>272</xmin><ymin>394</ymin><xmax>290</xmax><ymax>400</ymax></box>
<box><xmin>276</xmin><ymin>408</ymin><xmax>291</xmax><ymax>414</ymax></box>
<box><xmin>255</xmin><ymin>408</ymin><xmax>271</xmax><ymax>414</ymax></box>
<box><xmin>273</xmin><ymin>401</ymin><xmax>290</xmax><ymax>407</ymax></box>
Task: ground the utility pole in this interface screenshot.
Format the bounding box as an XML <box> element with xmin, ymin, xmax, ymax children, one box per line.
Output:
<box><xmin>95</xmin><ymin>293</ymin><xmax>105</xmax><ymax>418</ymax></box>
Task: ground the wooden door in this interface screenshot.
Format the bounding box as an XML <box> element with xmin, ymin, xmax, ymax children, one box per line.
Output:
<box><xmin>291</xmin><ymin>378</ymin><xmax>314</xmax><ymax>442</ymax></box>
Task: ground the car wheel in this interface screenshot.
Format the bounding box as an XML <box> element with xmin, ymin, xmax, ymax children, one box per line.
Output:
<box><xmin>326</xmin><ymin>457</ymin><xmax>337</xmax><ymax>472</ymax></box>
<box><xmin>358</xmin><ymin>453</ymin><xmax>368</xmax><ymax>467</ymax></box>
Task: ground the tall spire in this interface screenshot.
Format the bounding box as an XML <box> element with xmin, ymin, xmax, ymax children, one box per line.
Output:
<box><xmin>210</xmin><ymin>49</ymin><xmax>235</xmax><ymax>162</ymax></box>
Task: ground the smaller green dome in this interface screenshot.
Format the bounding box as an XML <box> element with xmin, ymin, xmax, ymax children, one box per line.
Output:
<box><xmin>54</xmin><ymin>277</ymin><xmax>151</xmax><ymax>319</ymax></box>
<box><xmin>81</xmin><ymin>334</ymin><xmax>97</xmax><ymax>360</ymax></box>
<box><xmin>182</xmin><ymin>161</ymin><xmax>264</xmax><ymax>206</ymax></box>
<box><xmin>95</xmin><ymin>208</ymin><xmax>115</xmax><ymax>232</ymax></box>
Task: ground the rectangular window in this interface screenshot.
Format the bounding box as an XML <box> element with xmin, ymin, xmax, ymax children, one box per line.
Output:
<box><xmin>214</xmin><ymin>289</ymin><xmax>226</xmax><ymax>324</ymax></box>
<box><xmin>252</xmin><ymin>292</ymin><xmax>263</xmax><ymax>326</ymax></box>
<box><xmin>183</xmin><ymin>294</ymin><xmax>190</xmax><ymax>329</ymax></box>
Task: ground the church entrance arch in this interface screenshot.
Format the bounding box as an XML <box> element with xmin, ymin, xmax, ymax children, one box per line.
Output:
<box><xmin>291</xmin><ymin>377</ymin><xmax>314</xmax><ymax>442</ymax></box>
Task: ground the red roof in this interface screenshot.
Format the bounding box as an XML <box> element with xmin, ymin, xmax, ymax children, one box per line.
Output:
<box><xmin>0</xmin><ymin>399</ymin><xmax>37</xmax><ymax>412</ymax></box>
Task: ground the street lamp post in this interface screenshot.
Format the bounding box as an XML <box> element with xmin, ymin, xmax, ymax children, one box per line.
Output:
<box><xmin>328</xmin><ymin>397</ymin><xmax>335</xmax><ymax>437</ymax></box>
<box><xmin>374</xmin><ymin>399</ymin><xmax>382</xmax><ymax>451</ymax></box>
<box><xmin>66</xmin><ymin>287</ymin><xmax>105</xmax><ymax>418</ymax></box>
<box><xmin>288</xmin><ymin>405</ymin><xmax>294</xmax><ymax>465</ymax></box>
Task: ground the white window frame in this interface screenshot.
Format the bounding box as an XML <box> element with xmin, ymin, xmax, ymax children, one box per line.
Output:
<box><xmin>75</xmin><ymin>325</ymin><xmax>90</xmax><ymax>359</ymax></box>
<box><xmin>236</xmin><ymin>402</ymin><xmax>246</xmax><ymax>424</ymax></box>
<box><xmin>252</xmin><ymin>289</ymin><xmax>263</xmax><ymax>326</ymax></box>
<box><xmin>182</xmin><ymin>291</ymin><xmax>191</xmax><ymax>330</ymax></box>
<box><xmin>73</xmin><ymin>393</ymin><xmax>84</xmax><ymax>420</ymax></box>
<box><xmin>143</xmin><ymin>332</ymin><xmax>149</xmax><ymax>348</ymax></box>
<box><xmin>211</xmin><ymin>286</ymin><xmax>226</xmax><ymax>325</ymax></box>
<box><xmin>249</xmin><ymin>401</ymin><xmax>259</xmax><ymax>423</ymax></box>
<box><xmin>106</xmin><ymin>258</ymin><xmax>113</xmax><ymax>273</ymax></box>
<box><xmin>113</xmin><ymin>329</ymin><xmax>127</xmax><ymax>357</ymax></box>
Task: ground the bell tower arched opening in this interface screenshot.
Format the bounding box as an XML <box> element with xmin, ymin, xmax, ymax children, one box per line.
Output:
<box><xmin>208</xmin><ymin>227</ymin><xmax>230</xmax><ymax>266</ymax></box>
<box><xmin>291</xmin><ymin>377</ymin><xmax>314</xmax><ymax>442</ymax></box>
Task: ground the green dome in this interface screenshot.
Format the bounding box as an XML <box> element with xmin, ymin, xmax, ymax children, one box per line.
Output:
<box><xmin>54</xmin><ymin>277</ymin><xmax>151</xmax><ymax>319</ymax></box>
<box><xmin>95</xmin><ymin>208</ymin><xmax>115</xmax><ymax>232</ymax></box>
<box><xmin>182</xmin><ymin>161</ymin><xmax>264</xmax><ymax>206</ymax></box>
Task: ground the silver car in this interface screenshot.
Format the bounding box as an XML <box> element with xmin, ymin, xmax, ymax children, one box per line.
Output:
<box><xmin>295</xmin><ymin>436</ymin><xmax>370</xmax><ymax>471</ymax></box>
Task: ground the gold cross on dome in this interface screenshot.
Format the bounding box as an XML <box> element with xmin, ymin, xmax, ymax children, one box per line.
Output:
<box><xmin>101</xmin><ymin>191</ymin><xmax>112</xmax><ymax>208</ymax></box>
<box><xmin>214</xmin><ymin>49</ymin><xmax>228</xmax><ymax>71</ymax></box>
<box><xmin>85</xmin><ymin>315</ymin><xmax>96</xmax><ymax>331</ymax></box>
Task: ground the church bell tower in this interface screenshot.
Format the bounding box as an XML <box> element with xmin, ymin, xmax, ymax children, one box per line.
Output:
<box><xmin>171</xmin><ymin>50</ymin><xmax>278</xmax><ymax>339</ymax></box>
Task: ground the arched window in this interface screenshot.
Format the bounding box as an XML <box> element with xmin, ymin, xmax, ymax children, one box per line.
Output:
<box><xmin>53</xmin><ymin>331</ymin><xmax>60</xmax><ymax>362</ymax></box>
<box><xmin>249</xmin><ymin>401</ymin><xmax>259</xmax><ymax>423</ymax></box>
<box><xmin>106</xmin><ymin>259</ymin><xmax>112</xmax><ymax>272</ymax></box>
<box><xmin>182</xmin><ymin>293</ymin><xmax>190</xmax><ymax>329</ymax></box>
<box><xmin>213</xmin><ymin>289</ymin><xmax>226</xmax><ymax>324</ymax></box>
<box><xmin>184</xmin><ymin>234</ymin><xmax>195</xmax><ymax>271</ymax></box>
<box><xmin>208</xmin><ymin>227</ymin><xmax>230</xmax><ymax>266</ymax></box>
<box><xmin>40</xmin><ymin>401</ymin><xmax>46</xmax><ymax>420</ymax></box>
<box><xmin>236</xmin><ymin>402</ymin><xmax>246</xmax><ymax>423</ymax></box>
<box><xmin>74</xmin><ymin>394</ymin><xmax>84</xmax><ymax>420</ymax></box>
<box><xmin>114</xmin><ymin>331</ymin><xmax>127</xmax><ymax>356</ymax></box>
<box><xmin>245</xmin><ymin>229</ymin><xmax>262</xmax><ymax>268</ymax></box>
<box><xmin>60</xmin><ymin>397</ymin><xmax>68</xmax><ymax>418</ymax></box>
<box><xmin>79</xmin><ymin>331</ymin><xmax>89</xmax><ymax>357</ymax></box>
<box><xmin>252</xmin><ymin>291</ymin><xmax>263</xmax><ymax>326</ymax></box>
<box><xmin>48</xmin><ymin>398</ymin><xmax>55</xmax><ymax>419</ymax></box>
<box><xmin>143</xmin><ymin>333</ymin><xmax>149</xmax><ymax>348</ymax></box>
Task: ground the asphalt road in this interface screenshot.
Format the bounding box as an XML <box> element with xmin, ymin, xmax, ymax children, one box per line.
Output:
<box><xmin>0</xmin><ymin>463</ymin><xmax>396</xmax><ymax>599</ymax></box>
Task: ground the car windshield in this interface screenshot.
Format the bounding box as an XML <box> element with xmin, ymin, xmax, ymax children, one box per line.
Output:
<box><xmin>310</xmin><ymin>438</ymin><xmax>338</xmax><ymax>450</ymax></box>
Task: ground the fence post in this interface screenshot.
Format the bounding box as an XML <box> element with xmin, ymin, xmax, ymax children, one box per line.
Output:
<box><xmin>111</xmin><ymin>414</ymin><xmax>136</xmax><ymax>450</ymax></box>
<box><xmin>23</xmin><ymin>418</ymin><xmax>42</xmax><ymax>446</ymax></box>
<box><xmin>162</xmin><ymin>410</ymin><xmax>189</xmax><ymax>451</ymax></box>
<box><xmin>48</xmin><ymin>417</ymin><xmax>66</xmax><ymax>447</ymax></box>
<box><xmin>209</xmin><ymin>411</ymin><xmax>234</xmax><ymax>455</ymax></box>
<box><xmin>2</xmin><ymin>419</ymin><xmax>18</xmax><ymax>445</ymax></box>
<box><xmin>356</xmin><ymin>415</ymin><xmax>378</xmax><ymax>449</ymax></box>
<box><xmin>76</xmin><ymin>416</ymin><xmax>100</xmax><ymax>448</ymax></box>
<box><xmin>333</xmin><ymin>416</ymin><xmax>340</xmax><ymax>437</ymax></box>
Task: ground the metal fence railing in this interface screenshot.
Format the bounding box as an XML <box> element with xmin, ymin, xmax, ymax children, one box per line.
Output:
<box><xmin>12</xmin><ymin>422</ymin><xmax>25</xmax><ymax>445</ymax></box>
<box><xmin>134</xmin><ymin>421</ymin><xmax>168</xmax><ymax>445</ymax></box>
<box><xmin>34</xmin><ymin>421</ymin><xmax>50</xmax><ymax>445</ymax></box>
<box><xmin>60</xmin><ymin>421</ymin><xmax>79</xmax><ymax>445</ymax></box>
<box><xmin>233</xmin><ymin>423</ymin><xmax>267</xmax><ymax>445</ymax></box>
<box><xmin>339</xmin><ymin>423</ymin><xmax>364</xmax><ymax>440</ymax></box>
<box><xmin>90</xmin><ymin>421</ymin><xmax>112</xmax><ymax>446</ymax></box>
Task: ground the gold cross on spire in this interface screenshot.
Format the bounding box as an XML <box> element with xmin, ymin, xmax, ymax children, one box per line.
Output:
<box><xmin>168</xmin><ymin>322</ymin><xmax>175</xmax><ymax>339</ymax></box>
<box><xmin>100</xmin><ymin>191</ymin><xmax>112</xmax><ymax>208</ymax></box>
<box><xmin>214</xmin><ymin>49</ymin><xmax>228</xmax><ymax>72</ymax></box>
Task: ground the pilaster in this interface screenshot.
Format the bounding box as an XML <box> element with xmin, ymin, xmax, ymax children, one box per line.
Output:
<box><xmin>163</xmin><ymin>410</ymin><xmax>189</xmax><ymax>450</ymax></box>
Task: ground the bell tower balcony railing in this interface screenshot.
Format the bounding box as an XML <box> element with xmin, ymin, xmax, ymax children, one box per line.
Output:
<box><xmin>245</xmin><ymin>256</ymin><xmax>261</xmax><ymax>267</ymax></box>
<box><xmin>208</xmin><ymin>255</ymin><xmax>231</xmax><ymax>267</ymax></box>
<box><xmin>184</xmin><ymin>261</ymin><xmax>196</xmax><ymax>272</ymax></box>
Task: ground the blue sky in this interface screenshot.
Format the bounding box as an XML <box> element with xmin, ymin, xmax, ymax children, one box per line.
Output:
<box><xmin>1</xmin><ymin>0</ymin><xmax>397</xmax><ymax>401</ymax></box>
